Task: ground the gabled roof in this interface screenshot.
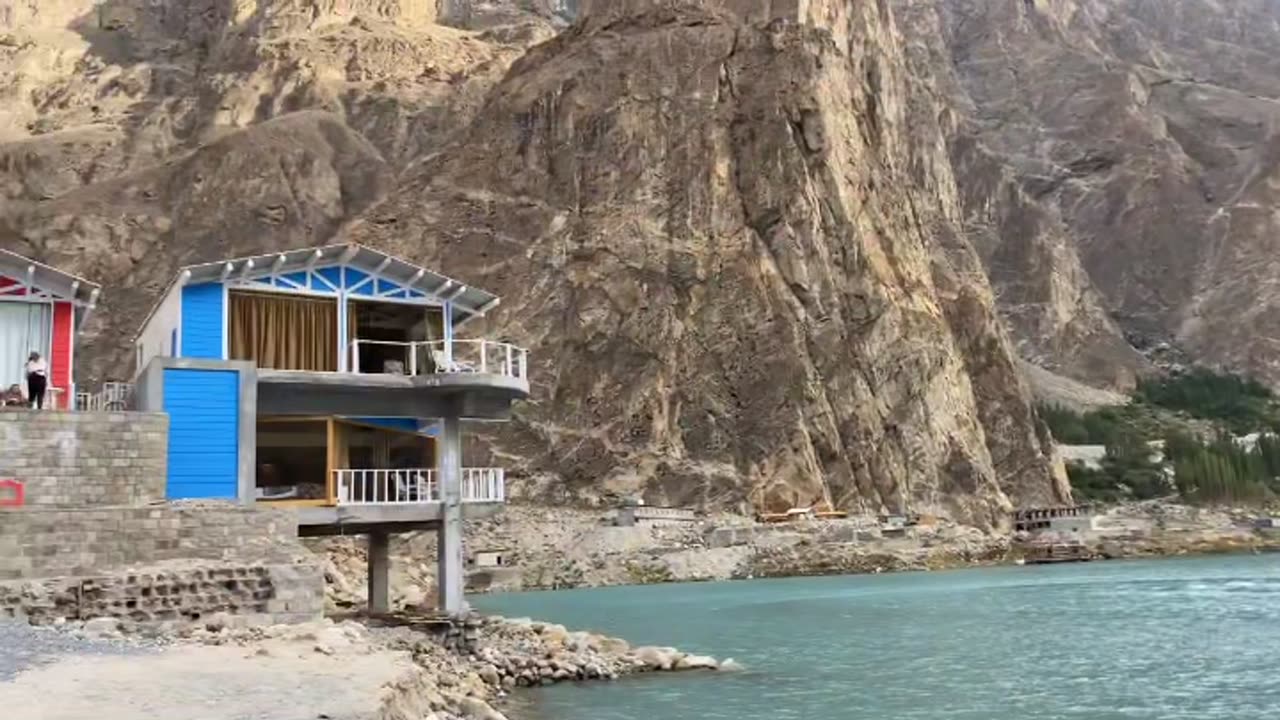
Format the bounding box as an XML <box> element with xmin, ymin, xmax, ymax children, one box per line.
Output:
<box><xmin>0</xmin><ymin>249</ymin><xmax>101</xmax><ymax>307</ymax></box>
<box><xmin>135</xmin><ymin>243</ymin><xmax>500</xmax><ymax>340</ymax></box>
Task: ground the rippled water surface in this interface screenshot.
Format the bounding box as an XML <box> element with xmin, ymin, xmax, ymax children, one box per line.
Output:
<box><xmin>476</xmin><ymin>555</ymin><xmax>1280</xmax><ymax>720</ymax></box>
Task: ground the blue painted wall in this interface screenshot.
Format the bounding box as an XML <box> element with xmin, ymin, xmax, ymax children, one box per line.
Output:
<box><xmin>350</xmin><ymin>417</ymin><xmax>423</xmax><ymax>434</ymax></box>
<box><xmin>181</xmin><ymin>283</ymin><xmax>224</xmax><ymax>359</ymax></box>
<box><xmin>164</xmin><ymin>368</ymin><xmax>239</xmax><ymax>499</ymax></box>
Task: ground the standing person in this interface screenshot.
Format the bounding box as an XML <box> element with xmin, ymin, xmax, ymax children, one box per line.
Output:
<box><xmin>25</xmin><ymin>351</ymin><xmax>47</xmax><ymax>410</ymax></box>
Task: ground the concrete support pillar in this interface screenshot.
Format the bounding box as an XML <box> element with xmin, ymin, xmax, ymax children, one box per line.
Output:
<box><xmin>367</xmin><ymin>530</ymin><xmax>390</xmax><ymax>614</ymax></box>
<box><xmin>437</xmin><ymin>415</ymin><xmax>465</xmax><ymax>617</ymax></box>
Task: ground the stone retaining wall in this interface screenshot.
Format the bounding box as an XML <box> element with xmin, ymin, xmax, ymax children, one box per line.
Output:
<box><xmin>0</xmin><ymin>505</ymin><xmax>303</xmax><ymax>581</ymax></box>
<box><xmin>705</xmin><ymin>522</ymin><xmax>870</xmax><ymax>548</ymax></box>
<box><xmin>0</xmin><ymin>409</ymin><xmax>167</xmax><ymax>507</ymax></box>
<box><xmin>615</xmin><ymin>506</ymin><xmax>698</xmax><ymax>527</ymax></box>
<box><xmin>0</xmin><ymin>562</ymin><xmax>324</xmax><ymax>625</ymax></box>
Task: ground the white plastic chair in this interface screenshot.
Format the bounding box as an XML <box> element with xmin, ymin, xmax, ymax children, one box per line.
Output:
<box><xmin>395</xmin><ymin>470</ymin><xmax>430</xmax><ymax>502</ymax></box>
<box><xmin>431</xmin><ymin>350</ymin><xmax>476</xmax><ymax>374</ymax></box>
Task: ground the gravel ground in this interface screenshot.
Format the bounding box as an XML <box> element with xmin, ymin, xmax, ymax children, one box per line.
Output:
<box><xmin>0</xmin><ymin>621</ymin><xmax>411</xmax><ymax>720</ymax></box>
<box><xmin>0</xmin><ymin>620</ymin><xmax>156</xmax><ymax>682</ymax></box>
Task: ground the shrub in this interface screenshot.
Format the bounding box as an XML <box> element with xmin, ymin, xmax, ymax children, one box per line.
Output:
<box><xmin>1038</xmin><ymin>404</ymin><xmax>1128</xmax><ymax>446</ymax></box>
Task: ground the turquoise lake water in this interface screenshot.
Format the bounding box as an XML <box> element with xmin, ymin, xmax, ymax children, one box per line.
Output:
<box><xmin>476</xmin><ymin>555</ymin><xmax>1280</xmax><ymax>720</ymax></box>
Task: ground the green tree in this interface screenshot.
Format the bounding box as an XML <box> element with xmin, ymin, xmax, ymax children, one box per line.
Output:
<box><xmin>1136</xmin><ymin>369</ymin><xmax>1278</xmax><ymax>433</ymax></box>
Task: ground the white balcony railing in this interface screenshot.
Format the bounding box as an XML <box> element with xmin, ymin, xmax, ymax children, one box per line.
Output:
<box><xmin>463</xmin><ymin>467</ymin><xmax>506</xmax><ymax>503</ymax></box>
<box><xmin>336</xmin><ymin>468</ymin><xmax>438</xmax><ymax>505</ymax></box>
<box><xmin>334</xmin><ymin>467</ymin><xmax>506</xmax><ymax>505</ymax></box>
<box><xmin>74</xmin><ymin>382</ymin><xmax>134</xmax><ymax>412</ymax></box>
<box><xmin>347</xmin><ymin>339</ymin><xmax>529</xmax><ymax>381</ymax></box>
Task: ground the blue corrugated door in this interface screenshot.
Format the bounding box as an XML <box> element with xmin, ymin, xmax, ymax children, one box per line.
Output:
<box><xmin>164</xmin><ymin>368</ymin><xmax>239</xmax><ymax>499</ymax></box>
<box><xmin>180</xmin><ymin>283</ymin><xmax>225</xmax><ymax>359</ymax></box>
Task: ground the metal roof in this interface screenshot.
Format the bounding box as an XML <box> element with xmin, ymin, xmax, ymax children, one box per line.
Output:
<box><xmin>136</xmin><ymin>243</ymin><xmax>500</xmax><ymax>340</ymax></box>
<box><xmin>0</xmin><ymin>249</ymin><xmax>102</xmax><ymax>307</ymax></box>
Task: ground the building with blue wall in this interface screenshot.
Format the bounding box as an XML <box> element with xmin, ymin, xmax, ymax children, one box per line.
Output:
<box><xmin>133</xmin><ymin>244</ymin><xmax>524</xmax><ymax>505</ymax></box>
<box><xmin>133</xmin><ymin>243</ymin><xmax>530</xmax><ymax>617</ymax></box>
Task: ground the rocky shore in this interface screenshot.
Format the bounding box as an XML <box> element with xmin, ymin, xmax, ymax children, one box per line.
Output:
<box><xmin>6</xmin><ymin>502</ymin><xmax>1274</xmax><ymax>719</ymax></box>
<box><xmin>0</xmin><ymin>613</ymin><xmax>728</xmax><ymax>720</ymax></box>
<box><xmin>311</xmin><ymin>502</ymin><xmax>1280</xmax><ymax>610</ymax></box>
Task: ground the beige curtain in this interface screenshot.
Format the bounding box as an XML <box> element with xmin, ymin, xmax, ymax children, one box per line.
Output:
<box><xmin>230</xmin><ymin>292</ymin><xmax>337</xmax><ymax>371</ymax></box>
<box><xmin>424</xmin><ymin>307</ymin><xmax>443</xmax><ymax>341</ymax></box>
<box><xmin>348</xmin><ymin>305</ymin><xmax>357</xmax><ymax>340</ymax></box>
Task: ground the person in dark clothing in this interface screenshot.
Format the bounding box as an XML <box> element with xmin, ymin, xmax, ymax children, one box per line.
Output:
<box><xmin>25</xmin><ymin>351</ymin><xmax>47</xmax><ymax>410</ymax></box>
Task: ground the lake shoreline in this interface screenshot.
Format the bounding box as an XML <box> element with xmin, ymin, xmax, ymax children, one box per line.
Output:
<box><xmin>478</xmin><ymin>554</ymin><xmax>1280</xmax><ymax>720</ymax></box>
<box><xmin>313</xmin><ymin>501</ymin><xmax>1280</xmax><ymax>608</ymax></box>
<box><xmin>460</xmin><ymin>501</ymin><xmax>1280</xmax><ymax>592</ymax></box>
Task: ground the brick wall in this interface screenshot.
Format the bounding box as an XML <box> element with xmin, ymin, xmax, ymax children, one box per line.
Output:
<box><xmin>0</xmin><ymin>409</ymin><xmax>168</xmax><ymax>507</ymax></box>
<box><xmin>0</xmin><ymin>505</ymin><xmax>304</xmax><ymax>581</ymax></box>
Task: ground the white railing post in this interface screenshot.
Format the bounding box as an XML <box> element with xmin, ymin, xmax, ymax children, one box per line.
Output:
<box><xmin>409</xmin><ymin>343</ymin><xmax>418</xmax><ymax>376</ymax></box>
<box><xmin>506</xmin><ymin>344</ymin><xmax>513</xmax><ymax>377</ymax></box>
<box><xmin>480</xmin><ymin>341</ymin><xmax>487</xmax><ymax>374</ymax></box>
<box><xmin>352</xmin><ymin>341</ymin><xmax>361</xmax><ymax>374</ymax></box>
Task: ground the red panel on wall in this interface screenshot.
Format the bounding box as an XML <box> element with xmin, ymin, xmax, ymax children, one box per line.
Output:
<box><xmin>0</xmin><ymin>479</ymin><xmax>24</xmax><ymax>507</ymax></box>
<box><xmin>0</xmin><ymin>274</ymin><xmax>27</xmax><ymax>294</ymax></box>
<box><xmin>51</xmin><ymin>301</ymin><xmax>73</xmax><ymax>407</ymax></box>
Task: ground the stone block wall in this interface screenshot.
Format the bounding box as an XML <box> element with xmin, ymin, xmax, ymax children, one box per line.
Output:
<box><xmin>0</xmin><ymin>562</ymin><xmax>325</xmax><ymax>625</ymax></box>
<box><xmin>0</xmin><ymin>409</ymin><xmax>168</xmax><ymax>507</ymax></box>
<box><xmin>0</xmin><ymin>410</ymin><xmax>326</xmax><ymax>627</ymax></box>
<box><xmin>0</xmin><ymin>505</ymin><xmax>303</xmax><ymax>581</ymax></box>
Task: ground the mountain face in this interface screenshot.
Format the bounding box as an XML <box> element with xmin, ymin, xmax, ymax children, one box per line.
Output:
<box><xmin>1</xmin><ymin>0</ymin><xmax>545</xmax><ymax>373</ymax></box>
<box><xmin>0</xmin><ymin>0</ymin><xmax>1094</xmax><ymax>524</ymax></box>
<box><xmin>343</xmin><ymin>0</ymin><xmax>1069</xmax><ymax>523</ymax></box>
<box><xmin>897</xmin><ymin>0</ymin><xmax>1280</xmax><ymax>385</ymax></box>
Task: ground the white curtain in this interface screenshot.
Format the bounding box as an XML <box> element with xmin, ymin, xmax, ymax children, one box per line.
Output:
<box><xmin>0</xmin><ymin>302</ymin><xmax>52</xmax><ymax>393</ymax></box>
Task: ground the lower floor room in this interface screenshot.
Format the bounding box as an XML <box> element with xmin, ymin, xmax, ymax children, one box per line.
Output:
<box><xmin>255</xmin><ymin>416</ymin><xmax>436</xmax><ymax>507</ymax></box>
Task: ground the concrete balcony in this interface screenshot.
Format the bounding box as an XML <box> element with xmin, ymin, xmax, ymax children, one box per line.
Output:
<box><xmin>256</xmin><ymin>339</ymin><xmax>530</xmax><ymax>420</ymax></box>
<box><xmin>349</xmin><ymin>339</ymin><xmax>528</xmax><ymax>383</ymax></box>
<box><xmin>294</xmin><ymin>466</ymin><xmax>506</xmax><ymax>535</ymax></box>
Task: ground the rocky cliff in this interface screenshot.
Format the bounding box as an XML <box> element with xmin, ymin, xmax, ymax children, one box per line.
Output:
<box><xmin>1</xmin><ymin>0</ymin><xmax>543</xmax><ymax>373</ymax></box>
<box><xmin>897</xmin><ymin>0</ymin><xmax>1280</xmax><ymax>385</ymax></box>
<box><xmin>0</xmin><ymin>0</ymin><xmax>1075</xmax><ymax>524</ymax></box>
<box><xmin>344</xmin><ymin>0</ymin><xmax>1069</xmax><ymax>522</ymax></box>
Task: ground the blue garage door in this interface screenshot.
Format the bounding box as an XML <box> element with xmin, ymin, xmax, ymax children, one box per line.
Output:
<box><xmin>164</xmin><ymin>368</ymin><xmax>239</xmax><ymax>499</ymax></box>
